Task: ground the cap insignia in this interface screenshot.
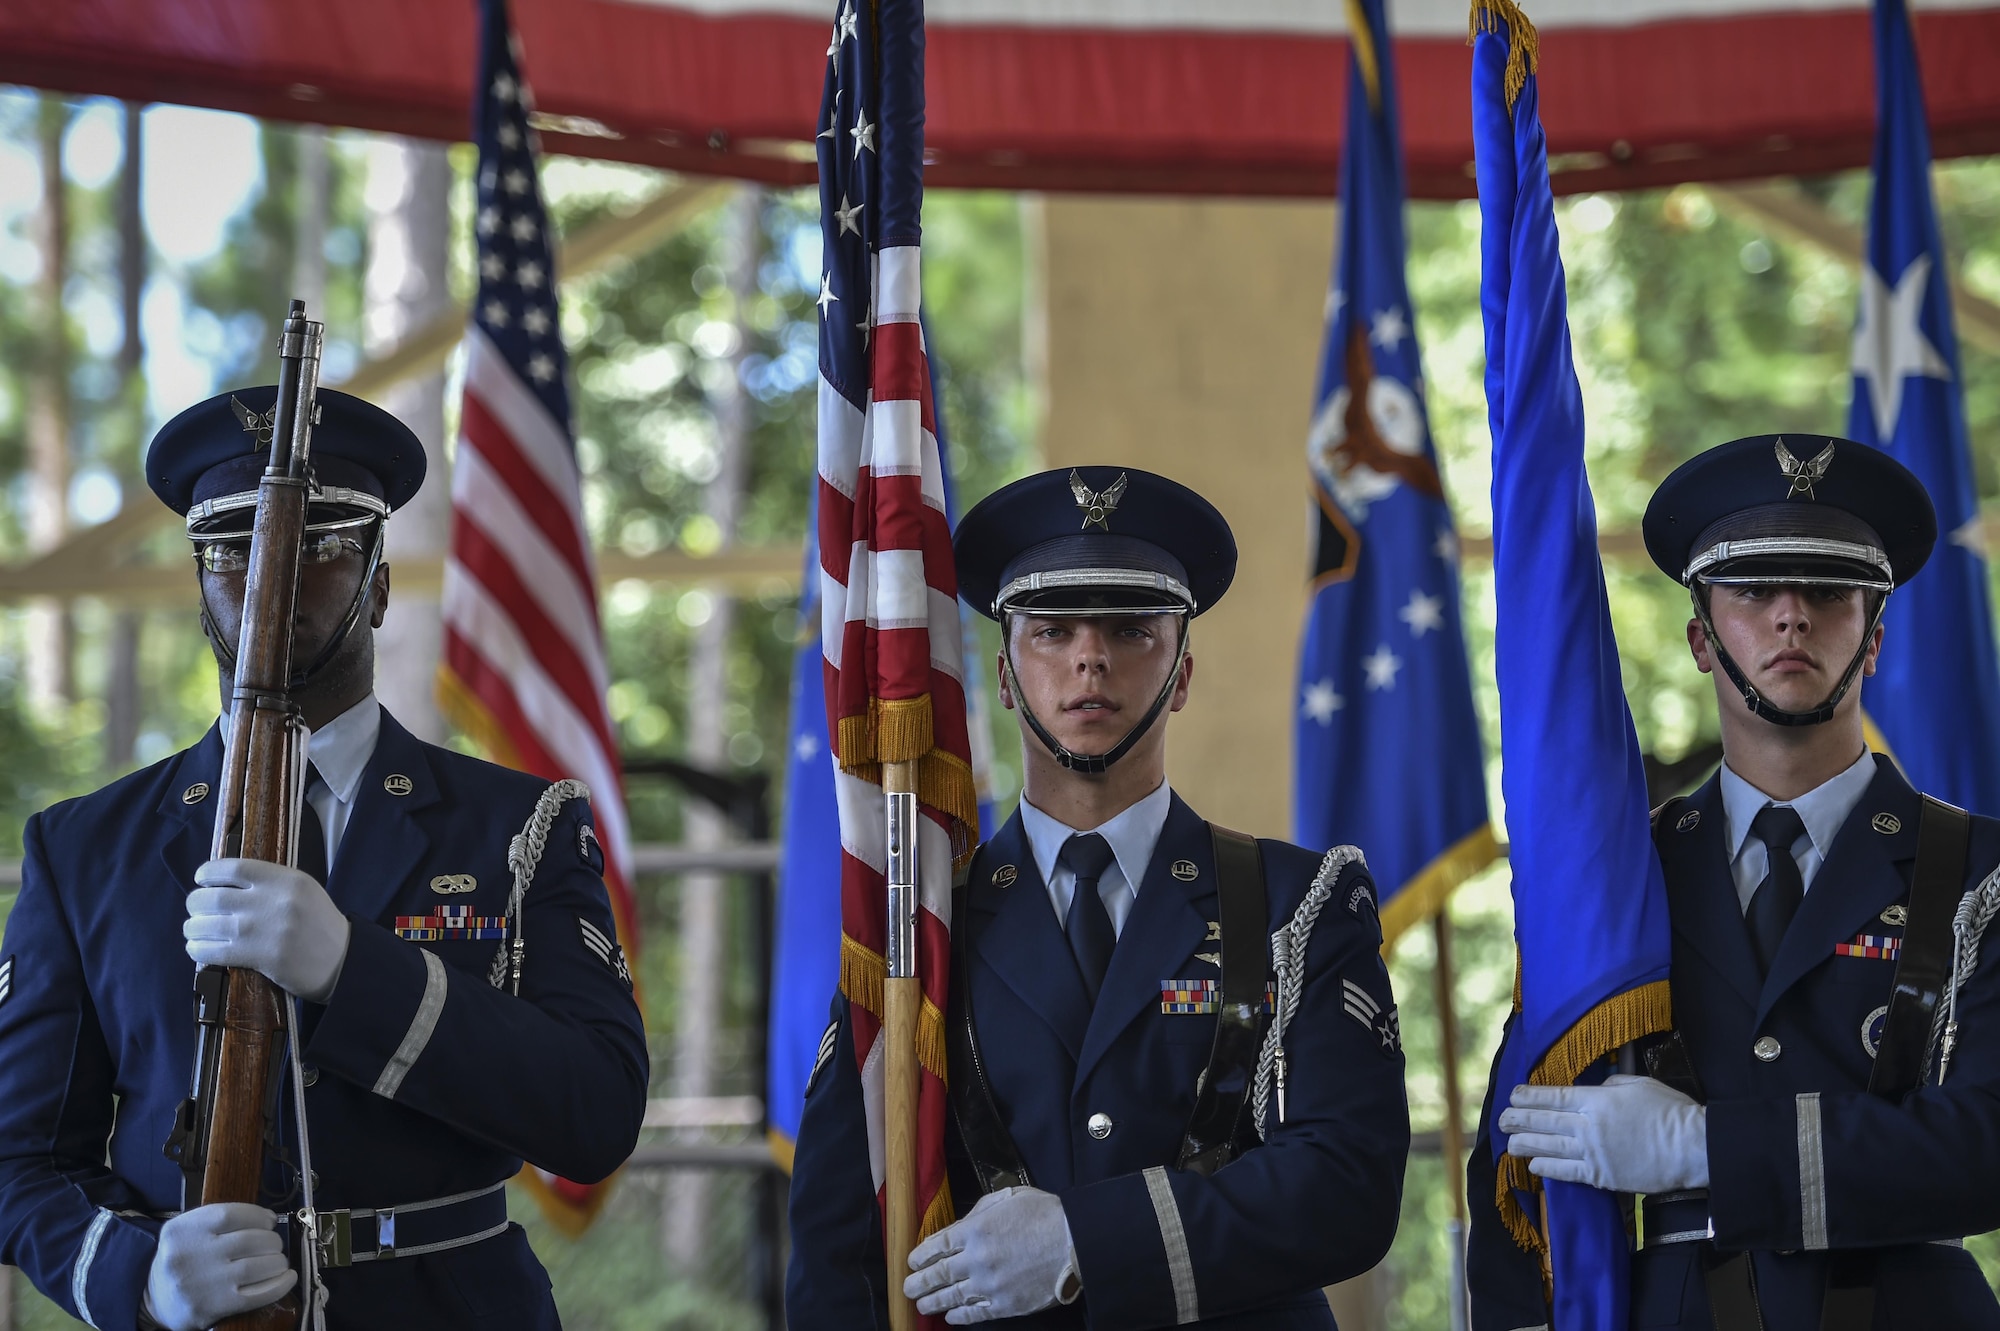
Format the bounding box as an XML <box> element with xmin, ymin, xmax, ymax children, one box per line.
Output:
<box><xmin>229</xmin><ymin>395</ymin><xmax>277</xmax><ymax>449</ymax></box>
<box><xmin>1069</xmin><ymin>469</ymin><xmax>1129</xmax><ymax>532</ymax></box>
<box><xmin>1774</xmin><ymin>437</ymin><xmax>1835</xmax><ymax>500</ymax></box>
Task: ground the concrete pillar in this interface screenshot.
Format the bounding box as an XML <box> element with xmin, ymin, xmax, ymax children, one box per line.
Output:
<box><xmin>362</xmin><ymin>137</ymin><xmax>453</xmax><ymax>740</ymax></box>
<box><xmin>1040</xmin><ymin>194</ymin><xmax>1336</xmax><ymax>839</ymax></box>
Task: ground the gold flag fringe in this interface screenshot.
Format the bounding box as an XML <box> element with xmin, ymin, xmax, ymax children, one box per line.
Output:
<box><xmin>840</xmin><ymin>934</ymin><xmax>951</xmax><ymax>1086</ymax></box>
<box><xmin>920</xmin><ymin>1177</ymin><xmax>956</xmax><ymax>1241</ymax></box>
<box><xmin>1467</xmin><ymin>0</ymin><xmax>1540</xmax><ymax>111</ymax></box>
<box><xmin>1344</xmin><ymin>0</ymin><xmax>1382</xmax><ymax>112</ymax></box>
<box><xmin>1376</xmin><ymin>824</ymin><xmax>1503</xmax><ymax>952</ymax></box>
<box><xmin>1493</xmin><ymin>979</ymin><xmax>1674</xmax><ymax>1260</ymax></box>
<box><xmin>837</xmin><ymin>696</ymin><xmax>982</xmax><ymax>866</ymax></box>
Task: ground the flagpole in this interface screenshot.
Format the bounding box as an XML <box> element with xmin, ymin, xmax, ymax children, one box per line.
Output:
<box><xmin>1432</xmin><ymin>908</ymin><xmax>1470</xmax><ymax>1331</ymax></box>
<box><xmin>884</xmin><ymin>758</ymin><xmax>921</xmax><ymax>1331</ymax></box>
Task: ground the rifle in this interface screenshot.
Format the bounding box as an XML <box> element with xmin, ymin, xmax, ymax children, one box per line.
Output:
<box><xmin>164</xmin><ymin>299</ymin><xmax>324</xmax><ymax>1330</ymax></box>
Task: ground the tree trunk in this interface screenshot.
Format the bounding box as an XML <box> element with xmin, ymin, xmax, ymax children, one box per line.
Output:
<box><xmin>664</xmin><ymin>186</ymin><xmax>761</xmax><ymax>1274</ymax></box>
<box><xmin>105</xmin><ymin>101</ymin><xmax>147</xmax><ymax>774</ymax></box>
<box><xmin>26</xmin><ymin>95</ymin><xmax>73</xmax><ymax>710</ymax></box>
<box><xmin>363</xmin><ymin>137</ymin><xmax>453</xmax><ymax>740</ymax></box>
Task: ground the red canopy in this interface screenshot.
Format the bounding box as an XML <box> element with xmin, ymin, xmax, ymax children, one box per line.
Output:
<box><xmin>7</xmin><ymin>0</ymin><xmax>1999</xmax><ymax>196</ymax></box>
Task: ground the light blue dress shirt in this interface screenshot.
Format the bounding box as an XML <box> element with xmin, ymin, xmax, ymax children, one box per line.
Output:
<box><xmin>1718</xmin><ymin>748</ymin><xmax>1877</xmax><ymax>913</ymax></box>
<box><xmin>1016</xmin><ymin>779</ymin><xmax>1173</xmax><ymax>938</ymax></box>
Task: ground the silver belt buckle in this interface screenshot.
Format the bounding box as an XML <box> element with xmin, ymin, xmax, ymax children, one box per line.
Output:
<box><xmin>375</xmin><ymin>1207</ymin><xmax>397</xmax><ymax>1259</ymax></box>
<box><xmin>310</xmin><ymin>1208</ymin><xmax>354</xmax><ymax>1268</ymax></box>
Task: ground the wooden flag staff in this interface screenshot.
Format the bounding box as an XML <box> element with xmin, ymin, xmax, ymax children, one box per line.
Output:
<box><xmin>884</xmin><ymin>757</ymin><xmax>921</xmax><ymax>1330</ymax></box>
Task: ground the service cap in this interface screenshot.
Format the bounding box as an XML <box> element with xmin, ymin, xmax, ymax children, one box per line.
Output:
<box><xmin>1642</xmin><ymin>434</ymin><xmax>1935</xmax><ymax>592</ymax></box>
<box><xmin>146</xmin><ymin>386</ymin><xmax>426</xmax><ymax>537</ymax></box>
<box><xmin>953</xmin><ymin>466</ymin><xmax>1236</xmax><ymax>620</ymax></box>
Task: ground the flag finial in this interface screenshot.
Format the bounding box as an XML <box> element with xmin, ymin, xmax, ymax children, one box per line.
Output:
<box><xmin>1468</xmin><ymin>0</ymin><xmax>1540</xmax><ymax>111</ymax></box>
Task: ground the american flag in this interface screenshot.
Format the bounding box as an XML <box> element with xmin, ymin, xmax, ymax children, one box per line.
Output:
<box><xmin>438</xmin><ymin>0</ymin><xmax>638</xmax><ymax>1227</ymax></box>
<box><xmin>815</xmin><ymin>0</ymin><xmax>979</xmax><ymax>1278</ymax></box>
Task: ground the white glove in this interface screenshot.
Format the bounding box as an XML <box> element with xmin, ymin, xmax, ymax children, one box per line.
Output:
<box><xmin>143</xmin><ymin>1203</ymin><xmax>297</xmax><ymax>1331</ymax></box>
<box><xmin>903</xmin><ymin>1186</ymin><xmax>1079</xmax><ymax>1324</ymax></box>
<box><xmin>188</xmin><ymin>858</ymin><xmax>352</xmax><ymax>1003</ymax></box>
<box><xmin>1499</xmin><ymin>1073</ymin><xmax>1709</xmax><ymax>1194</ymax></box>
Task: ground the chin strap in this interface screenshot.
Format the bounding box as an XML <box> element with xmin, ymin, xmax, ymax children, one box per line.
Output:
<box><xmin>1691</xmin><ymin>584</ymin><xmax>1887</xmax><ymax>728</ymax></box>
<box><xmin>202</xmin><ymin>522</ymin><xmax>385</xmax><ymax>690</ymax></box>
<box><xmin>1002</xmin><ymin>614</ymin><xmax>1188</xmax><ymax>775</ymax></box>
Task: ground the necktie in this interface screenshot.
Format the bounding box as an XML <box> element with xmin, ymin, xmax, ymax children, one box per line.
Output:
<box><xmin>1061</xmin><ymin>833</ymin><xmax>1118</xmax><ymax>1003</ymax></box>
<box><xmin>297</xmin><ymin>769</ymin><xmax>331</xmax><ymax>886</ymax></box>
<box><xmin>1747</xmin><ymin>804</ymin><xmax>1807</xmax><ymax>977</ymax></box>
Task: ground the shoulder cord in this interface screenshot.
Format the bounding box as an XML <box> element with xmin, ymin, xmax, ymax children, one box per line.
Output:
<box><xmin>1932</xmin><ymin>862</ymin><xmax>2000</xmax><ymax>1084</ymax></box>
<box><xmin>488</xmin><ymin>779</ymin><xmax>591</xmax><ymax>994</ymax></box>
<box><xmin>1251</xmin><ymin>845</ymin><xmax>1368</xmax><ymax>1140</ymax></box>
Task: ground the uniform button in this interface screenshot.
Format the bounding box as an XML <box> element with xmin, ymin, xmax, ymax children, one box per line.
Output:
<box><xmin>1086</xmin><ymin>1113</ymin><xmax>1113</xmax><ymax>1140</ymax></box>
<box><xmin>302</xmin><ymin>1066</ymin><xmax>319</xmax><ymax>1087</ymax></box>
<box><xmin>1753</xmin><ymin>1036</ymin><xmax>1782</xmax><ymax>1062</ymax></box>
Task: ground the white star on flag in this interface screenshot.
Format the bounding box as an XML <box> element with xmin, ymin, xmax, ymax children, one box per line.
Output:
<box><xmin>1302</xmin><ymin>678</ymin><xmax>1345</xmax><ymax>725</ymax></box>
<box><xmin>497</xmin><ymin>123</ymin><xmax>521</xmax><ymax>149</ymax></box>
<box><xmin>526</xmin><ymin>353</ymin><xmax>556</xmax><ymax>383</ymax></box>
<box><xmin>817</xmin><ymin>272</ymin><xmax>839</xmax><ymax>314</ymax></box>
<box><xmin>1852</xmin><ymin>253</ymin><xmax>1952</xmax><ymax>440</ymax></box>
<box><xmin>818</xmin><ymin>91</ymin><xmax>840</xmax><ymax>139</ymax></box>
<box><xmin>503</xmin><ymin>169</ymin><xmax>529</xmax><ymax>197</ymax></box>
<box><xmin>1399</xmin><ymin>589</ymin><xmax>1444</xmax><ymax>637</ymax></box>
<box><xmin>509</xmin><ymin>214</ymin><xmax>538</xmax><ymax>244</ymax></box>
<box><xmin>1325</xmin><ymin>286</ymin><xmax>1346</xmax><ymax>323</ymax></box>
<box><xmin>479</xmin><ymin>252</ymin><xmax>507</xmax><ymax>281</ymax></box>
<box><xmin>795</xmin><ymin>732</ymin><xmax>820</xmax><ymax>762</ymax></box>
<box><xmin>851</xmin><ymin>107</ymin><xmax>876</xmax><ymax>158</ymax></box>
<box><xmin>835</xmin><ymin>195</ymin><xmax>864</xmax><ymax>236</ymax></box>
<box><xmin>482</xmin><ymin>298</ymin><xmax>510</xmax><ymax>327</ymax></box>
<box><xmin>836</xmin><ymin>0</ymin><xmax>859</xmax><ymax>44</ymax></box>
<box><xmin>1362</xmin><ymin>644</ymin><xmax>1403</xmax><ymax>691</ymax></box>
<box><xmin>522</xmin><ymin>306</ymin><xmax>551</xmax><ymax>336</ymax></box>
<box><xmin>1369</xmin><ymin>306</ymin><xmax>1409</xmax><ymax>353</ymax></box>
<box><xmin>1433</xmin><ymin>528</ymin><xmax>1459</xmax><ymax>565</ymax></box>
<box><xmin>1950</xmin><ymin>514</ymin><xmax>1990</xmax><ymax>561</ymax></box>
<box><xmin>517</xmin><ymin>260</ymin><xmax>545</xmax><ymax>290</ymax></box>
<box><xmin>476</xmin><ymin>206</ymin><xmax>499</xmax><ymax>237</ymax></box>
<box><xmin>491</xmin><ymin>71</ymin><xmax>517</xmax><ymax>102</ymax></box>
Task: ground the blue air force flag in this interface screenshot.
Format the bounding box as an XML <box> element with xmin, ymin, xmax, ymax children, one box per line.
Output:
<box><xmin>1848</xmin><ymin>0</ymin><xmax>2000</xmax><ymax>816</ymax></box>
<box><xmin>1293</xmin><ymin>0</ymin><xmax>1494</xmax><ymax>944</ymax></box>
<box><xmin>1472</xmin><ymin>6</ymin><xmax>1674</xmax><ymax>1326</ymax></box>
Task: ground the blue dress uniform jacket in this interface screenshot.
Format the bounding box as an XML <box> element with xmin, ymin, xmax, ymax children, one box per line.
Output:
<box><xmin>1468</xmin><ymin>761</ymin><xmax>2000</xmax><ymax>1331</ymax></box>
<box><xmin>0</xmin><ymin>707</ymin><xmax>649</xmax><ymax>1330</ymax></box>
<box><xmin>787</xmin><ymin>793</ymin><xmax>1410</xmax><ymax>1330</ymax></box>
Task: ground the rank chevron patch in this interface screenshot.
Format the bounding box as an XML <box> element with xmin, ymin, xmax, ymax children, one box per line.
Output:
<box><xmin>578</xmin><ymin>916</ymin><xmax>633</xmax><ymax>990</ymax></box>
<box><xmin>0</xmin><ymin>956</ymin><xmax>11</xmax><ymax>1008</ymax></box>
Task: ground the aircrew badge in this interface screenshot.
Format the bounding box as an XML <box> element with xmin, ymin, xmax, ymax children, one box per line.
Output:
<box><xmin>430</xmin><ymin>874</ymin><xmax>477</xmax><ymax>895</ymax></box>
<box><xmin>1881</xmin><ymin>903</ymin><xmax>1909</xmax><ymax>927</ymax></box>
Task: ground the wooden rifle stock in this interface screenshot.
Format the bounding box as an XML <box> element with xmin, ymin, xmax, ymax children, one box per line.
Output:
<box><xmin>164</xmin><ymin>300</ymin><xmax>325</xmax><ymax>1331</ymax></box>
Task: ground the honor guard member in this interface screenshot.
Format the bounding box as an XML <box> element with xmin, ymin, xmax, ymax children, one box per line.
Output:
<box><xmin>786</xmin><ymin>467</ymin><xmax>1410</xmax><ymax>1328</ymax></box>
<box><xmin>0</xmin><ymin>388</ymin><xmax>648</xmax><ymax>1330</ymax></box>
<box><xmin>1467</xmin><ymin>436</ymin><xmax>2000</xmax><ymax>1329</ymax></box>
